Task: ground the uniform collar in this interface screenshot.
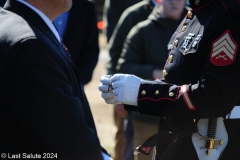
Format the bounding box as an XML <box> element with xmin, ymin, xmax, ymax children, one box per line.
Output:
<box><xmin>189</xmin><ymin>0</ymin><xmax>216</xmax><ymax>10</ymax></box>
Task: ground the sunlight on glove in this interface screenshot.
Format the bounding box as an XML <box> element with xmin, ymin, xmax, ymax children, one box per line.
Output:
<box><xmin>99</xmin><ymin>75</ymin><xmax>115</xmax><ymax>104</ymax></box>
<box><xmin>110</xmin><ymin>74</ymin><xmax>142</xmax><ymax>106</ymax></box>
<box><xmin>100</xmin><ymin>75</ymin><xmax>112</xmax><ymax>85</ymax></box>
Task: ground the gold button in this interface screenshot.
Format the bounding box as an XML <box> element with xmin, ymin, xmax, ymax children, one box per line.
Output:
<box><xmin>219</xmin><ymin>140</ymin><xmax>224</xmax><ymax>145</ymax></box>
<box><xmin>168</xmin><ymin>55</ymin><xmax>173</xmax><ymax>63</ymax></box>
<box><xmin>187</xmin><ymin>11</ymin><xmax>193</xmax><ymax>19</ymax></box>
<box><xmin>155</xmin><ymin>90</ymin><xmax>159</xmax><ymax>95</ymax></box>
<box><xmin>181</xmin><ymin>25</ymin><xmax>186</xmax><ymax>32</ymax></box>
<box><xmin>163</xmin><ymin>70</ymin><xmax>168</xmax><ymax>78</ymax></box>
<box><xmin>169</xmin><ymin>92</ymin><xmax>174</xmax><ymax>97</ymax></box>
<box><xmin>141</xmin><ymin>90</ymin><xmax>146</xmax><ymax>95</ymax></box>
<box><xmin>174</xmin><ymin>40</ymin><xmax>178</xmax><ymax>47</ymax></box>
<box><xmin>184</xmin><ymin>49</ymin><xmax>188</xmax><ymax>53</ymax></box>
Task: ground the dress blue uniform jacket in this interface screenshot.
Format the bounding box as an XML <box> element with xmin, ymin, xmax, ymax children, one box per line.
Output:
<box><xmin>0</xmin><ymin>0</ymin><xmax>104</xmax><ymax>159</ymax></box>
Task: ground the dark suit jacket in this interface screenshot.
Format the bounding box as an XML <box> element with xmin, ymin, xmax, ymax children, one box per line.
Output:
<box><xmin>63</xmin><ymin>0</ymin><xmax>99</xmax><ymax>85</ymax></box>
<box><xmin>0</xmin><ymin>1</ymin><xmax>103</xmax><ymax>159</ymax></box>
<box><xmin>0</xmin><ymin>0</ymin><xmax>5</xmax><ymax>7</ymax></box>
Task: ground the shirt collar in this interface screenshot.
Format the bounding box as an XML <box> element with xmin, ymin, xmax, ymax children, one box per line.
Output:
<box><xmin>16</xmin><ymin>0</ymin><xmax>61</xmax><ymax>43</ymax></box>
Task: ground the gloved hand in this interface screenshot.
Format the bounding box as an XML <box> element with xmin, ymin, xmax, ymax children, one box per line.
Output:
<box><xmin>98</xmin><ymin>75</ymin><xmax>115</xmax><ymax>104</ymax></box>
<box><xmin>100</xmin><ymin>75</ymin><xmax>112</xmax><ymax>85</ymax></box>
<box><xmin>110</xmin><ymin>74</ymin><xmax>142</xmax><ymax>106</ymax></box>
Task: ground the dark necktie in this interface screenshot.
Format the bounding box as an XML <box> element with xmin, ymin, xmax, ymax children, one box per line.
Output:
<box><xmin>52</xmin><ymin>22</ymin><xmax>71</xmax><ymax>60</ymax></box>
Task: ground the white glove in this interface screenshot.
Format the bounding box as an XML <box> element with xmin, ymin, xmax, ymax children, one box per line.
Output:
<box><xmin>100</xmin><ymin>75</ymin><xmax>112</xmax><ymax>85</ymax></box>
<box><xmin>98</xmin><ymin>75</ymin><xmax>115</xmax><ymax>104</ymax></box>
<box><xmin>110</xmin><ymin>74</ymin><xmax>142</xmax><ymax>106</ymax></box>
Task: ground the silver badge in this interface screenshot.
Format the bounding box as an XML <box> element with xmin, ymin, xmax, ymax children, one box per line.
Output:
<box><xmin>181</xmin><ymin>33</ymin><xmax>195</xmax><ymax>49</ymax></box>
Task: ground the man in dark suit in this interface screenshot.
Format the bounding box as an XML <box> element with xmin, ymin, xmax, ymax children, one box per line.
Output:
<box><xmin>0</xmin><ymin>0</ymin><xmax>110</xmax><ymax>159</ymax></box>
<box><xmin>54</xmin><ymin>0</ymin><xmax>99</xmax><ymax>85</ymax></box>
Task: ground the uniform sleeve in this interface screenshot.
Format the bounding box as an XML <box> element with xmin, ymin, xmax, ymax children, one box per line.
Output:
<box><xmin>117</xmin><ymin>24</ymin><xmax>155</xmax><ymax>79</ymax></box>
<box><xmin>135</xmin><ymin>11</ymin><xmax>240</xmax><ymax>119</ymax></box>
<box><xmin>5</xmin><ymin>39</ymin><xmax>103</xmax><ymax>160</ymax></box>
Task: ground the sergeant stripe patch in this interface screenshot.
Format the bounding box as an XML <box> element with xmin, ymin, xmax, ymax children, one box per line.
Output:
<box><xmin>181</xmin><ymin>85</ymin><xmax>196</xmax><ymax>110</ymax></box>
<box><xmin>210</xmin><ymin>29</ymin><xmax>238</xmax><ymax>66</ymax></box>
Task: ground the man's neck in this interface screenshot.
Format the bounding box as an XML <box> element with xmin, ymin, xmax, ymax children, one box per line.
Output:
<box><xmin>17</xmin><ymin>0</ymin><xmax>61</xmax><ymax>42</ymax></box>
<box><xmin>25</xmin><ymin>0</ymin><xmax>57</xmax><ymax>21</ymax></box>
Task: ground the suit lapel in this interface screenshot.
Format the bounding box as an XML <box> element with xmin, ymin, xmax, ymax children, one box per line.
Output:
<box><xmin>4</xmin><ymin>0</ymin><xmax>79</xmax><ymax>68</ymax></box>
<box><xmin>4</xmin><ymin>0</ymin><xmax>61</xmax><ymax>49</ymax></box>
<box><xmin>4</xmin><ymin>0</ymin><xmax>82</xmax><ymax>84</ymax></box>
<box><xmin>5</xmin><ymin>0</ymin><xmax>83</xmax><ymax>89</ymax></box>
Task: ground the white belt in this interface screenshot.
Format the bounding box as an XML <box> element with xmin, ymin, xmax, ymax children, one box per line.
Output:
<box><xmin>190</xmin><ymin>106</ymin><xmax>240</xmax><ymax>160</ymax></box>
<box><xmin>226</xmin><ymin>106</ymin><xmax>240</xmax><ymax>119</ymax></box>
<box><xmin>192</xmin><ymin>117</ymin><xmax>228</xmax><ymax>160</ymax></box>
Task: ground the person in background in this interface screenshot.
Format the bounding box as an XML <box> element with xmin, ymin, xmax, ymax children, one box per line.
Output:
<box><xmin>99</xmin><ymin>0</ymin><xmax>240</xmax><ymax>159</ymax></box>
<box><xmin>116</xmin><ymin>0</ymin><xmax>187</xmax><ymax>159</ymax></box>
<box><xmin>103</xmin><ymin>0</ymin><xmax>142</xmax><ymax>42</ymax></box>
<box><xmin>0</xmin><ymin>0</ymin><xmax>111</xmax><ymax>159</ymax></box>
<box><xmin>106</xmin><ymin>1</ymin><xmax>159</xmax><ymax>160</ymax></box>
<box><xmin>107</xmin><ymin>0</ymin><xmax>160</xmax><ymax>75</ymax></box>
<box><xmin>54</xmin><ymin>0</ymin><xmax>99</xmax><ymax>85</ymax></box>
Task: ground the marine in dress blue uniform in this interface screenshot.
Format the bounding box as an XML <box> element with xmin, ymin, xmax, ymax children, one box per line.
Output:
<box><xmin>99</xmin><ymin>0</ymin><xmax>240</xmax><ymax>159</ymax></box>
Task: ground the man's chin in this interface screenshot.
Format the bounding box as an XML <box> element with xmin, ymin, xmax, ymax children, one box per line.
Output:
<box><xmin>65</xmin><ymin>0</ymin><xmax>73</xmax><ymax>12</ymax></box>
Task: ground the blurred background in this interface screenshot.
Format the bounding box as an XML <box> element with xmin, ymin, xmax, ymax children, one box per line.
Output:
<box><xmin>84</xmin><ymin>32</ymin><xmax>115</xmax><ymax>154</ymax></box>
<box><xmin>91</xmin><ymin>0</ymin><xmax>105</xmax><ymax>22</ymax></box>
<box><xmin>84</xmin><ymin>0</ymin><xmax>115</xmax><ymax>155</ymax></box>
